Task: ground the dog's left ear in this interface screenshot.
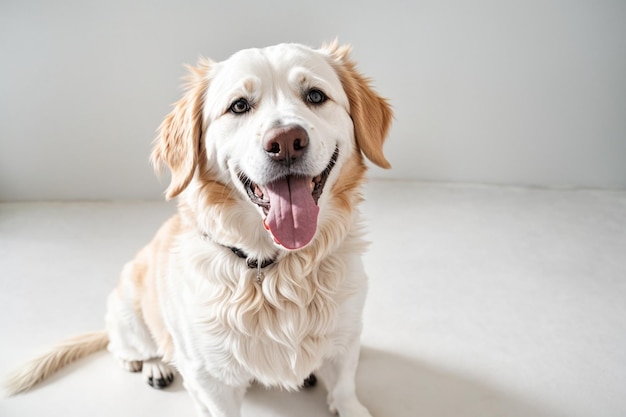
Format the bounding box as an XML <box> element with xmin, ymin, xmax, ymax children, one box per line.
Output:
<box><xmin>151</xmin><ymin>59</ymin><xmax>212</xmax><ymax>199</ymax></box>
<box><xmin>323</xmin><ymin>42</ymin><xmax>393</xmax><ymax>169</ymax></box>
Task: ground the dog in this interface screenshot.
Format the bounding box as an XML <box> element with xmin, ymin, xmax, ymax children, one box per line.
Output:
<box><xmin>6</xmin><ymin>41</ymin><xmax>392</xmax><ymax>417</ymax></box>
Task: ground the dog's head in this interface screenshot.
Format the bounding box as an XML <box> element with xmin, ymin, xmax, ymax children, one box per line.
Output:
<box><xmin>152</xmin><ymin>42</ymin><xmax>392</xmax><ymax>251</ymax></box>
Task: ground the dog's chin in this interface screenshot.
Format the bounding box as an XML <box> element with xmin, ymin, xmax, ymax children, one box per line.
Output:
<box><xmin>238</xmin><ymin>147</ymin><xmax>339</xmax><ymax>250</ymax></box>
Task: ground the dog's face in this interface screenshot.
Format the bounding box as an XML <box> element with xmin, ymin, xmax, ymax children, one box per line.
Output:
<box><xmin>152</xmin><ymin>42</ymin><xmax>392</xmax><ymax>251</ymax></box>
<box><xmin>205</xmin><ymin>44</ymin><xmax>355</xmax><ymax>250</ymax></box>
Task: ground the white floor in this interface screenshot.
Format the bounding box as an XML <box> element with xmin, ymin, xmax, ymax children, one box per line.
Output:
<box><xmin>1</xmin><ymin>180</ymin><xmax>625</xmax><ymax>417</ymax></box>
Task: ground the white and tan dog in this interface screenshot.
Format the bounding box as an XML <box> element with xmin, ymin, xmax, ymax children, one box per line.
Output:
<box><xmin>6</xmin><ymin>41</ymin><xmax>392</xmax><ymax>417</ymax></box>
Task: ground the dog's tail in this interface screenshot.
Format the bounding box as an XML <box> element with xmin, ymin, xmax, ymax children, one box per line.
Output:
<box><xmin>4</xmin><ymin>330</ymin><xmax>109</xmax><ymax>396</ymax></box>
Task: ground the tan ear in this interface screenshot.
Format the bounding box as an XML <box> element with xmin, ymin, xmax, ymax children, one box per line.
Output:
<box><xmin>323</xmin><ymin>41</ymin><xmax>393</xmax><ymax>169</ymax></box>
<box><xmin>151</xmin><ymin>58</ymin><xmax>212</xmax><ymax>199</ymax></box>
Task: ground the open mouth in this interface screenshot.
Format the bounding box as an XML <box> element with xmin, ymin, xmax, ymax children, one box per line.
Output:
<box><xmin>239</xmin><ymin>147</ymin><xmax>339</xmax><ymax>215</ymax></box>
<box><xmin>238</xmin><ymin>147</ymin><xmax>339</xmax><ymax>250</ymax></box>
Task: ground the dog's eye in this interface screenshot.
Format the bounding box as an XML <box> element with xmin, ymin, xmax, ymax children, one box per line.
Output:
<box><xmin>229</xmin><ymin>98</ymin><xmax>251</xmax><ymax>114</ymax></box>
<box><xmin>306</xmin><ymin>89</ymin><xmax>327</xmax><ymax>105</ymax></box>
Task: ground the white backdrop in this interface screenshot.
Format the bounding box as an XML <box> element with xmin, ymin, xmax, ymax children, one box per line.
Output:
<box><xmin>1</xmin><ymin>0</ymin><xmax>625</xmax><ymax>200</ymax></box>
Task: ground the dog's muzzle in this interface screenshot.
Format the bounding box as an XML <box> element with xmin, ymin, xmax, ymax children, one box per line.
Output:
<box><xmin>239</xmin><ymin>146</ymin><xmax>339</xmax><ymax>250</ymax></box>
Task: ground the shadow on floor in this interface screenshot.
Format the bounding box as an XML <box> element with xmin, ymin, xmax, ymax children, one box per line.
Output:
<box><xmin>247</xmin><ymin>346</ymin><xmax>564</xmax><ymax>417</ymax></box>
<box><xmin>6</xmin><ymin>346</ymin><xmax>564</xmax><ymax>417</ymax></box>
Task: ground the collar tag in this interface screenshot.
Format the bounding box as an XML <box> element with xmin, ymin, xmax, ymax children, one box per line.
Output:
<box><xmin>256</xmin><ymin>264</ymin><xmax>265</xmax><ymax>285</ymax></box>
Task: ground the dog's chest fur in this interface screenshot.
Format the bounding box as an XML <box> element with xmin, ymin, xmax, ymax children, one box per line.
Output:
<box><xmin>165</xmin><ymin>234</ymin><xmax>356</xmax><ymax>389</ymax></box>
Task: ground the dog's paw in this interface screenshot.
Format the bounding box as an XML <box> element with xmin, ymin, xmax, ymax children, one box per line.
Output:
<box><xmin>328</xmin><ymin>395</ymin><xmax>373</xmax><ymax>417</ymax></box>
<box><xmin>121</xmin><ymin>359</ymin><xmax>143</xmax><ymax>373</ymax></box>
<box><xmin>143</xmin><ymin>359</ymin><xmax>175</xmax><ymax>389</ymax></box>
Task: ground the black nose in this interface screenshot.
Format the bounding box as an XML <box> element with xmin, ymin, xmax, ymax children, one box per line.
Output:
<box><xmin>263</xmin><ymin>125</ymin><xmax>309</xmax><ymax>164</ymax></box>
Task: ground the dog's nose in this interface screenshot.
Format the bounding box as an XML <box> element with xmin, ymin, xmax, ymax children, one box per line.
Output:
<box><xmin>263</xmin><ymin>125</ymin><xmax>309</xmax><ymax>164</ymax></box>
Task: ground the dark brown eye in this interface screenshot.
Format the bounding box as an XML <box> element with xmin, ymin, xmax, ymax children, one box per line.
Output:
<box><xmin>230</xmin><ymin>98</ymin><xmax>251</xmax><ymax>114</ymax></box>
<box><xmin>306</xmin><ymin>89</ymin><xmax>327</xmax><ymax>105</ymax></box>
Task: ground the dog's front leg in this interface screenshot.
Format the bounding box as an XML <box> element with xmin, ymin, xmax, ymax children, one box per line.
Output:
<box><xmin>318</xmin><ymin>337</ymin><xmax>373</xmax><ymax>417</ymax></box>
<box><xmin>182</xmin><ymin>370</ymin><xmax>246</xmax><ymax>417</ymax></box>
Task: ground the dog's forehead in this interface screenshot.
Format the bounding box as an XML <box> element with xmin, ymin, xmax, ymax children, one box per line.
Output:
<box><xmin>213</xmin><ymin>44</ymin><xmax>341</xmax><ymax>91</ymax></box>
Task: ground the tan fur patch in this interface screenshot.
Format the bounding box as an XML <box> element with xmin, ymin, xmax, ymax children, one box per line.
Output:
<box><xmin>323</xmin><ymin>41</ymin><xmax>393</xmax><ymax>170</ymax></box>
<box><xmin>130</xmin><ymin>216</ymin><xmax>184</xmax><ymax>361</ymax></box>
<box><xmin>151</xmin><ymin>59</ymin><xmax>213</xmax><ymax>199</ymax></box>
<box><xmin>331</xmin><ymin>151</ymin><xmax>367</xmax><ymax>213</ymax></box>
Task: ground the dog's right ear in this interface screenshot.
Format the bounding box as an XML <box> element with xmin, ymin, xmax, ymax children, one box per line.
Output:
<box><xmin>322</xmin><ymin>41</ymin><xmax>393</xmax><ymax>170</ymax></box>
<box><xmin>151</xmin><ymin>58</ymin><xmax>212</xmax><ymax>200</ymax></box>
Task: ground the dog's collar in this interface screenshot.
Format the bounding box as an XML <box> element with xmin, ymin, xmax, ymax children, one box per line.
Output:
<box><xmin>200</xmin><ymin>231</ymin><xmax>275</xmax><ymax>284</ymax></box>
<box><xmin>227</xmin><ymin>246</ymin><xmax>275</xmax><ymax>285</ymax></box>
<box><xmin>227</xmin><ymin>246</ymin><xmax>275</xmax><ymax>269</ymax></box>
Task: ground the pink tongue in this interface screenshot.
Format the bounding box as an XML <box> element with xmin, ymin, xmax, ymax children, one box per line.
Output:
<box><xmin>264</xmin><ymin>176</ymin><xmax>319</xmax><ymax>250</ymax></box>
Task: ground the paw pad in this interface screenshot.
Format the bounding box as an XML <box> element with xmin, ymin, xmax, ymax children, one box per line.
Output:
<box><xmin>142</xmin><ymin>359</ymin><xmax>175</xmax><ymax>390</ymax></box>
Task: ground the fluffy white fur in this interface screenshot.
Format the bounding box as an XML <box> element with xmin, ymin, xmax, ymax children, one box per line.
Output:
<box><xmin>5</xmin><ymin>42</ymin><xmax>392</xmax><ymax>417</ymax></box>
